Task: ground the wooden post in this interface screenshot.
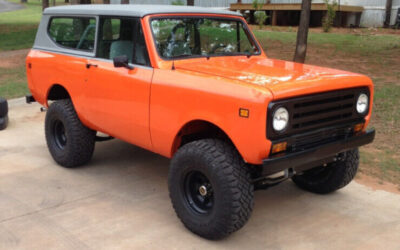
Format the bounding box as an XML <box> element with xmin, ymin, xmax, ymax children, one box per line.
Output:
<box><xmin>250</xmin><ymin>10</ymin><xmax>255</xmax><ymax>24</ymax></box>
<box><xmin>384</xmin><ymin>0</ymin><xmax>393</xmax><ymax>28</ymax></box>
<box><xmin>187</xmin><ymin>0</ymin><xmax>194</xmax><ymax>6</ymax></box>
<box><xmin>103</xmin><ymin>0</ymin><xmax>110</xmax><ymax>3</ymax></box>
<box><xmin>272</xmin><ymin>10</ymin><xmax>278</xmax><ymax>26</ymax></box>
<box><xmin>121</xmin><ymin>0</ymin><xmax>129</xmax><ymax>4</ymax></box>
<box><xmin>293</xmin><ymin>0</ymin><xmax>311</xmax><ymax>63</ymax></box>
<box><xmin>355</xmin><ymin>12</ymin><xmax>361</xmax><ymax>27</ymax></box>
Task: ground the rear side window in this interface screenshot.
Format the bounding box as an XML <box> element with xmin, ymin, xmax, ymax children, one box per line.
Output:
<box><xmin>48</xmin><ymin>17</ymin><xmax>96</xmax><ymax>52</ymax></box>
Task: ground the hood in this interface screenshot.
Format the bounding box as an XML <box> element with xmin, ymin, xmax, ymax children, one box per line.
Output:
<box><xmin>175</xmin><ymin>56</ymin><xmax>370</xmax><ymax>100</ymax></box>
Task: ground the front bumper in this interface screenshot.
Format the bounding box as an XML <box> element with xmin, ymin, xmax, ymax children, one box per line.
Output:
<box><xmin>262</xmin><ymin>128</ymin><xmax>375</xmax><ymax>176</ymax></box>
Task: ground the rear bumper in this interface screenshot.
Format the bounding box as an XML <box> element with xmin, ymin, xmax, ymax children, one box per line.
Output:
<box><xmin>262</xmin><ymin>129</ymin><xmax>375</xmax><ymax>176</ymax></box>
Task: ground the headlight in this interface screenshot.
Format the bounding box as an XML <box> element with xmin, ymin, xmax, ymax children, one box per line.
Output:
<box><xmin>356</xmin><ymin>93</ymin><xmax>369</xmax><ymax>114</ymax></box>
<box><xmin>273</xmin><ymin>107</ymin><xmax>289</xmax><ymax>132</ymax></box>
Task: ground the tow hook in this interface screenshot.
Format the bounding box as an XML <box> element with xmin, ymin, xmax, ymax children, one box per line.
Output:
<box><xmin>254</xmin><ymin>168</ymin><xmax>295</xmax><ymax>190</ymax></box>
<box><xmin>40</xmin><ymin>107</ymin><xmax>47</xmax><ymax>112</ymax></box>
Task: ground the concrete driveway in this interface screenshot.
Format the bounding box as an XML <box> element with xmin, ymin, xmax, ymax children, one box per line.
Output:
<box><xmin>1</xmin><ymin>98</ymin><xmax>400</xmax><ymax>250</ymax></box>
<box><xmin>0</xmin><ymin>0</ymin><xmax>24</xmax><ymax>13</ymax></box>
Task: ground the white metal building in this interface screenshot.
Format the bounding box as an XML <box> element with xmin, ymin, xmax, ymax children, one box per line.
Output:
<box><xmin>109</xmin><ymin>0</ymin><xmax>400</xmax><ymax>27</ymax></box>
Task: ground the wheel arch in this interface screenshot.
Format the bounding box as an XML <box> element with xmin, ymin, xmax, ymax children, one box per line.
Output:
<box><xmin>46</xmin><ymin>84</ymin><xmax>71</xmax><ymax>106</ymax></box>
<box><xmin>171</xmin><ymin>119</ymin><xmax>240</xmax><ymax>158</ymax></box>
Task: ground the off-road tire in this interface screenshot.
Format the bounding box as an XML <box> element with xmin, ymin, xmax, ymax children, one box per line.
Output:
<box><xmin>168</xmin><ymin>139</ymin><xmax>254</xmax><ymax>240</ymax></box>
<box><xmin>0</xmin><ymin>116</ymin><xmax>8</xmax><ymax>131</ymax></box>
<box><xmin>0</xmin><ymin>97</ymin><xmax>8</xmax><ymax>117</ymax></box>
<box><xmin>45</xmin><ymin>99</ymin><xmax>96</xmax><ymax>168</ymax></box>
<box><xmin>292</xmin><ymin>149</ymin><xmax>359</xmax><ymax>194</ymax></box>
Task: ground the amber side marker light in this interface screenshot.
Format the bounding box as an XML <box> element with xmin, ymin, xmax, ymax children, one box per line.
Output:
<box><xmin>354</xmin><ymin>123</ymin><xmax>364</xmax><ymax>133</ymax></box>
<box><xmin>271</xmin><ymin>142</ymin><xmax>287</xmax><ymax>154</ymax></box>
<box><xmin>239</xmin><ymin>108</ymin><xmax>249</xmax><ymax>118</ymax></box>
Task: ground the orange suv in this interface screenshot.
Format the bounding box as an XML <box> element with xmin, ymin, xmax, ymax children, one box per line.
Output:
<box><xmin>26</xmin><ymin>5</ymin><xmax>375</xmax><ymax>239</ymax></box>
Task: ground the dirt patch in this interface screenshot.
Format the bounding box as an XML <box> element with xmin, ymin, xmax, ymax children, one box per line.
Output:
<box><xmin>356</xmin><ymin>173</ymin><xmax>400</xmax><ymax>194</ymax></box>
<box><xmin>0</xmin><ymin>49</ymin><xmax>29</xmax><ymax>68</ymax></box>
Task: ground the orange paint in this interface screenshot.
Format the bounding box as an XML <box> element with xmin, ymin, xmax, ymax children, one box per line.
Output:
<box><xmin>26</xmin><ymin>13</ymin><xmax>374</xmax><ymax>165</ymax></box>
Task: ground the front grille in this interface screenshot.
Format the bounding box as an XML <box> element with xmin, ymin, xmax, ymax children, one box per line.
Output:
<box><xmin>292</xmin><ymin>93</ymin><xmax>354</xmax><ymax>130</ymax></box>
<box><xmin>267</xmin><ymin>87</ymin><xmax>369</xmax><ymax>140</ymax></box>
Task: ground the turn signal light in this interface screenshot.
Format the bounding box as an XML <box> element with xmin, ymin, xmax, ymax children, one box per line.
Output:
<box><xmin>239</xmin><ymin>108</ymin><xmax>249</xmax><ymax>118</ymax></box>
<box><xmin>354</xmin><ymin>123</ymin><xmax>364</xmax><ymax>133</ymax></box>
<box><xmin>271</xmin><ymin>142</ymin><xmax>287</xmax><ymax>154</ymax></box>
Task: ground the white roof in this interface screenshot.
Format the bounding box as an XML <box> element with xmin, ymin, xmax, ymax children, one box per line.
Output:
<box><xmin>44</xmin><ymin>4</ymin><xmax>242</xmax><ymax>17</ymax></box>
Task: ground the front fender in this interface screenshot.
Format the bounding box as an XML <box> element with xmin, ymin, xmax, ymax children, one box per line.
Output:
<box><xmin>150</xmin><ymin>69</ymin><xmax>273</xmax><ymax>164</ymax></box>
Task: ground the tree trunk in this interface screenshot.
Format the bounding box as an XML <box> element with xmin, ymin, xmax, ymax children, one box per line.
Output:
<box><xmin>42</xmin><ymin>0</ymin><xmax>49</xmax><ymax>10</ymax></box>
<box><xmin>103</xmin><ymin>0</ymin><xmax>110</xmax><ymax>3</ymax></box>
<box><xmin>384</xmin><ymin>0</ymin><xmax>393</xmax><ymax>28</ymax></box>
<box><xmin>293</xmin><ymin>0</ymin><xmax>311</xmax><ymax>63</ymax></box>
<box><xmin>65</xmin><ymin>0</ymin><xmax>69</xmax><ymax>3</ymax></box>
<box><xmin>121</xmin><ymin>0</ymin><xmax>129</xmax><ymax>4</ymax></box>
<box><xmin>21</xmin><ymin>0</ymin><xmax>27</xmax><ymax>3</ymax></box>
<box><xmin>187</xmin><ymin>0</ymin><xmax>194</xmax><ymax>6</ymax></box>
<box><xmin>52</xmin><ymin>0</ymin><xmax>55</xmax><ymax>6</ymax></box>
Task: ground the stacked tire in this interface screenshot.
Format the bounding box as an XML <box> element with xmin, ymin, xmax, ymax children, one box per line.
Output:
<box><xmin>0</xmin><ymin>98</ymin><xmax>8</xmax><ymax>130</ymax></box>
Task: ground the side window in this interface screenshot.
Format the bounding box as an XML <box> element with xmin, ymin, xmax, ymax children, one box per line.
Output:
<box><xmin>48</xmin><ymin>17</ymin><xmax>96</xmax><ymax>51</ymax></box>
<box><xmin>97</xmin><ymin>17</ymin><xmax>150</xmax><ymax>66</ymax></box>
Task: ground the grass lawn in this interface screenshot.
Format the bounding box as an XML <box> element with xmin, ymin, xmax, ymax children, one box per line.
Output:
<box><xmin>0</xmin><ymin>0</ymin><xmax>42</xmax><ymax>51</ymax></box>
<box><xmin>0</xmin><ymin>64</ymin><xmax>27</xmax><ymax>98</ymax></box>
<box><xmin>0</xmin><ymin>4</ymin><xmax>399</xmax><ymax>188</ymax></box>
<box><xmin>0</xmin><ymin>0</ymin><xmax>66</xmax><ymax>98</ymax></box>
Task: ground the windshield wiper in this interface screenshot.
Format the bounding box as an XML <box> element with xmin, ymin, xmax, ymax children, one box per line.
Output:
<box><xmin>211</xmin><ymin>52</ymin><xmax>254</xmax><ymax>58</ymax></box>
<box><xmin>170</xmin><ymin>54</ymin><xmax>196</xmax><ymax>60</ymax></box>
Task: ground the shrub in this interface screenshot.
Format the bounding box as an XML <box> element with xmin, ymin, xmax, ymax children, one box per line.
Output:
<box><xmin>322</xmin><ymin>0</ymin><xmax>337</xmax><ymax>32</ymax></box>
<box><xmin>252</xmin><ymin>0</ymin><xmax>268</xmax><ymax>29</ymax></box>
<box><xmin>255</xmin><ymin>11</ymin><xmax>268</xmax><ymax>29</ymax></box>
<box><xmin>171</xmin><ymin>0</ymin><xmax>184</xmax><ymax>5</ymax></box>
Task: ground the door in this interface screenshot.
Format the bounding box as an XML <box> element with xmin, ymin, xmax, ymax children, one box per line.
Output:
<box><xmin>84</xmin><ymin>17</ymin><xmax>153</xmax><ymax>150</ymax></box>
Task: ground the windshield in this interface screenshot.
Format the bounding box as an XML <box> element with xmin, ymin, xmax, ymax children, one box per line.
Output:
<box><xmin>150</xmin><ymin>17</ymin><xmax>260</xmax><ymax>59</ymax></box>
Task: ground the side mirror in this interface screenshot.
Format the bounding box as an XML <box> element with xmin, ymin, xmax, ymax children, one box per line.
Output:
<box><xmin>113</xmin><ymin>55</ymin><xmax>134</xmax><ymax>70</ymax></box>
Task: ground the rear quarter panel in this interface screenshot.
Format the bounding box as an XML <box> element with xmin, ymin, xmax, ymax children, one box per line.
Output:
<box><xmin>26</xmin><ymin>50</ymin><xmax>88</xmax><ymax>123</ymax></box>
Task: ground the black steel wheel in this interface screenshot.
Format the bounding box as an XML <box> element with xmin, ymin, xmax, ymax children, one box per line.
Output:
<box><xmin>184</xmin><ymin>171</ymin><xmax>214</xmax><ymax>214</ymax></box>
<box><xmin>45</xmin><ymin>99</ymin><xmax>96</xmax><ymax>168</ymax></box>
<box><xmin>168</xmin><ymin>139</ymin><xmax>254</xmax><ymax>240</ymax></box>
<box><xmin>53</xmin><ymin>119</ymin><xmax>67</xmax><ymax>149</ymax></box>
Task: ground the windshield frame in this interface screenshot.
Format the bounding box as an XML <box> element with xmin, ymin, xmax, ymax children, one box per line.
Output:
<box><xmin>149</xmin><ymin>15</ymin><xmax>262</xmax><ymax>61</ymax></box>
